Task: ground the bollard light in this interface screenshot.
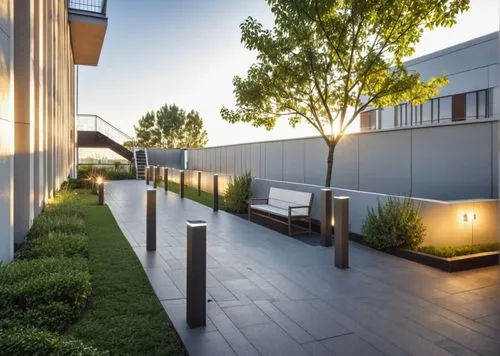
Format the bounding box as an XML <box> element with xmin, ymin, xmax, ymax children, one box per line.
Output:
<box><xmin>334</xmin><ymin>196</ymin><xmax>350</xmax><ymax>269</ymax></box>
<box><xmin>320</xmin><ymin>188</ymin><xmax>333</xmax><ymax>247</ymax></box>
<box><xmin>97</xmin><ymin>177</ymin><xmax>104</xmax><ymax>206</ymax></box>
<box><xmin>197</xmin><ymin>171</ymin><xmax>202</xmax><ymax>196</ymax></box>
<box><xmin>186</xmin><ymin>220</ymin><xmax>207</xmax><ymax>328</ymax></box>
<box><xmin>146</xmin><ymin>189</ymin><xmax>156</xmax><ymax>251</ymax></box>
<box><xmin>154</xmin><ymin>166</ymin><xmax>160</xmax><ymax>189</ymax></box>
<box><xmin>164</xmin><ymin>167</ymin><xmax>169</xmax><ymax>192</ymax></box>
<box><xmin>180</xmin><ymin>171</ymin><xmax>185</xmax><ymax>198</ymax></box>
<box><xmin>145</xmin><ymin>166</ymin><xmax>150</xmax><ymax>185</ymax></box>
<box><xmin>213</xmin><ymin>174</ymin><xmax>219</xmax><ymax>212</ymax></box>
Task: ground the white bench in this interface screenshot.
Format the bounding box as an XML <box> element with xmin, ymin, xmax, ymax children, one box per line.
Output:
<box><xmin>248</xmin><ymin>187</ymin><xmax>313</xmax><ymax>235</ymax></box>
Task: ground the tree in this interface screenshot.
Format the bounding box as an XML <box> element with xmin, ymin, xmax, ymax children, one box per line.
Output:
<box><xmin>221</xmin><ymin>0</ymin><xmax>469</xmax><ymax>187</ymax></box>
<box><xmin>134</xmin><ymin>105</ymin><xmax>208</xmax><ymax>148</ymax></box>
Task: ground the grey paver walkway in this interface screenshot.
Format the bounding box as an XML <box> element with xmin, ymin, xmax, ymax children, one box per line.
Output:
<box><xmin>105</xmin><ymin>180</ymin><xmax>500</xmax><ymax>356</ymax></box>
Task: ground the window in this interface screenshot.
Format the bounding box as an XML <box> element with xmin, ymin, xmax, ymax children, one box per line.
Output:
<box><xmin>439</xmin><ymin>97</ymin><xmax>452</xmax><ymax>123</ymax></box>
<box><xmin>451</xmin><ymin>93</ymin><xmax>466</xmax><ymax>121</ymax></box>
<box><xmin>394</xmin><ymin>104</ymin><xmax>407</xmax><ymax>127</ymax></box>
<box><xmin>361</xmin><ymin>110</ymin><xmax>380</xmax><ymax>130</ymax></box>
<box><xmin>413</xmin><ymin>105</ymin><xmax>421</xmax><ymax>125</ymax></box>
<box><xmin>478</xmin><ymin>90</ymin><xmax>486</xmax><ymax>119</ymax></box>
<box><xmin>422</xmin><ymin>102</ymin><xmax>431</xmax><ymax>123</ymax></box>
<box><xmin>466</xmin><ymin>92</ymin><xmax>477</xmax><ymax>120</ymax></box>
<box><xmin>432</xmin><ymin>99</ymin><xmax>439</xmax><ymax>122</ymax></box>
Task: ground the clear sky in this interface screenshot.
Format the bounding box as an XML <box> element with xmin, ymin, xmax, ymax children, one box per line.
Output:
<box><xmin>78</xmin><ymin>0</ymin><xmax>499</xmax><ymax>147</ymax></box>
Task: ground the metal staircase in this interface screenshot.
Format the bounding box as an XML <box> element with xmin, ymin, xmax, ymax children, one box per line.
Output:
<box><xmin>134</xmin><ymin>149</ymin><xmax>148</xmax><ymax>180</ymax></box>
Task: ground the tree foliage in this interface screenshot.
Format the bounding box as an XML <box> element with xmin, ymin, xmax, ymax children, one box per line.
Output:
<box><xmin>134</xmin><ymin>105</ymin><xmax>208</xmax><ymax>148</ymax></box>
<box><xmin>221</xmin><ymin>0</ymin><xmax>469</xmax><ymax>186</ymax></box>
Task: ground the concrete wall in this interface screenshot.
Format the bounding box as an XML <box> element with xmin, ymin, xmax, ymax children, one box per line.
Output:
<box><xmin>146</xmin><ymin>148</ymin><xmax>184</xmax><ymax>169</ymax></box>
<box><xmin>188</xmin><ymin>120</ymin><xmax>499</xmax><ymax>201</ymax></box>
<box><xmin>252</xmin><ymin>178</ymin><xmax>499</xmax><ymax>248</ymax></box>
<box><xmin>0</xmin><ymin>0</ymin><xmax>76</xmax><ymax>261</ymax></box>
<box><xmin>0</xmin><ymin>0</ymin><xmax>14</xmax><ymax>261</ymax></box>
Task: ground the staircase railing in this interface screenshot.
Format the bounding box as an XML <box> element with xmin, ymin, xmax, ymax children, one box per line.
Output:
<box><xmin>77</xmin><ymin>114</ymin><xmax>134</xmax><ymax>149</ymax></box>
<box><xmin>68</xmin><ymin>0</ymin><xmax>108</xmax><ymax>16</ymax></box>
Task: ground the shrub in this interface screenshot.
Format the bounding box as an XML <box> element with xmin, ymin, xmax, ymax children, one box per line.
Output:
<box><xmin>78</xmin><ymin>167</ymin><xmax>135</xmax><ymax>182</ymax></box>
<box><xmin>0</xmin><ymin>257</ymin><xmax>91</xmax><ymax>332</ymax></box>
<box><xmin>18</xmin><ymin>233</ymin><xmax>89</xmax><ymax>259</ymax></box>
<box><xmin>28</xmin><ymin>213</ymin><xmax>86</xmax><ymax>239</ymax></box>
<box><xmin>362</xmin><ymin>196</ymin><xmax>426</xmax><ymax>250</ymax></box>
<box><xmin>61</xmin><ymin>178</ymin><xmax>86</xmax><ymax>190</ymax></box>
<box><xmin>224</xmin><ymin>171</ymin><xmax>252</xmax><ymax>213</ymax></box>
<box><xmin>0</xmin><ymin>327</ymin><xmax>108</xmax><ymax>356</ymax></box>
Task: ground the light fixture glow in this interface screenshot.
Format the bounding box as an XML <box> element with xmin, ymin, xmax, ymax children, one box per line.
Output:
<box><xmin>463</xmin><ymin>213</ymin><xmax>476</xmax><ymax>222</ymax></box>
<box><xmin>96</xmin><ymin>177</ymin><xmax>103</xmax><ymax>185</ymax></box>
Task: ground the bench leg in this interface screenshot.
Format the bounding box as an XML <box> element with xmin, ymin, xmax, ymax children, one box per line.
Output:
<box><xmin>248</xmin><ymin>206</ymin><xmax>251</xmax><ymax>221</ymax></box>
<box><xmin>288</xmin><ymin>215</ymin><xmax>292</xmax><ymax>236</ymax></box>
<box><xmin>308</xmin><ymin>217</ymin><xmax>312</xmax><ymax>233</ymax></box>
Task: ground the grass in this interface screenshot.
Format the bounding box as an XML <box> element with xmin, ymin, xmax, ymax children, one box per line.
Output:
<box><xmin>159</xmin><ymin>180</ymin><xmax>227</xmax><ymax>210</ymax></box>
<box><xmin>417</xmin><ymin>243</ymin><xmax>499</xmax><ymax>258</ymax></box>
<box><xmin>67</xmin><ymin>190</ymin><xmax>182</xmax><ymax>355</ymax></box>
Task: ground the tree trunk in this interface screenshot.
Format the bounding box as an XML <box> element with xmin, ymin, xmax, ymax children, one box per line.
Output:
<box><xmin>324</xmin><ymin>142</ymin><xmax>336</xmax><ymax>188</ymax></box>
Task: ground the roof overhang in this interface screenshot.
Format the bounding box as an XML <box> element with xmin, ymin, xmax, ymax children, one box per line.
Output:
<box><xmin>69</xmin><ymin>9</ymin><xmax>108</xmax><ymax>66</ymax></box>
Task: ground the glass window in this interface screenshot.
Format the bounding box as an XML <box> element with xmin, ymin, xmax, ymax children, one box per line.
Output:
<box><xmin>422</xmin><ymin>102</ymin><xmax>431</xmax><ymax>123</ymax></box>
<box><xmin>394</xmin><ymin>106</ymin><xmax>399</xmax><ymax>127</ymax></box>
<box><xmin>400</xmin><ymin>104</ymin><xmax>407</xmax><ymax>126</ymax></box>
<box><xmin>478</xmin><ymin>90</ymin><xmax>486</xmax><ymax>119</ymax></box>
<box><xmin>488</xmin><ymin>89</ymin><xmax>493</xmax><ymax>118</ymax></box>
<box><xmin>432</xmin><ymin>99</ymin><xmax>439</xmax><ymax>122</ymax></box>
<box><xmin>439</xmin><ymin>96</ymin><xmax>452</xmax><ymax>122</ymax></box>
<box><xmin>466</xmin><ymin>92</ymin><xmax>476</xmax><ymax>120</ymax></box>
<box><xmin>413</xmin><ymin>105</ymin><xmax>421</xmax><ymax>125</ymax></box>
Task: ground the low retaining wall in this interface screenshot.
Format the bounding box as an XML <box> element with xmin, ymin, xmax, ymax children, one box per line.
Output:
<box><xmin>166</xmin><ymin>168</ymin><xmax>234</xmax><ymax>195</ymax></box>
<box><xmin>252</xmin><ymin>179</ymin><xmax>499</xmax><ymax>247</ymax></box>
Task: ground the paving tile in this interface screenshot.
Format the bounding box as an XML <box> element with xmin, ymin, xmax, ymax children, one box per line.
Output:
<box><xmin>222</xmin><ymin>304</ymin><xmax>272</xmax><ymax>328</ymax></box>
<box><xmin>321</xmin><ymin>333</ymin><xmax>386</xmax><ymax>356</ymax></box>
<box><xmin>240</xmin><ymin>323</ymin><xmax>308</xmax><ymax>356</ymax></box>
<box><xmin>476</xmin><ymin>313</ymin><xmax>500</xmax><ymax>331</ymax></box>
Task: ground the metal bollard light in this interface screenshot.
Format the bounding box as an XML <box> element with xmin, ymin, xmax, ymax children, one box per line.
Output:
<box><xmin>154</xmin><ymin>166</ymin><xmax>160</xmax><ymax>188</ymax></box>
<box><xmin>334</xmin><ymin>196</ymin><xmax>350</xmax><ymax>269</ymax></box>
<box><xmin>186</xmin><ymin>220</ymin><xmax>207</xmax><ymax>328</ymax></box>
<box><xmin>146</xmin><ymin>189</ymin><xmax>156</xmax><ymax>251</ymax></box>
<box><xmin>164</xmin><ymin>167</ymin><xmax>169</xmax><ymax>192</ymax></box>
<box><xmin>320</xmin><ymin>188</ymin><xmax>333</xmax><ymax>247</ymax></box>
<box><xmin>213</xmin><ymin>174</ymin><xmax>219</xmax><ymax>212</ymax></box>
<box><xmin>180</xmin><ymin>171</ymin><xmax>185</xmax><ymax>198</ymax></box>
<box><xmin>98</xmin><ymin>182</ymin><xmax>104</xmax><ymax>206</ymax></box>
<box><xmin>197</xmin><ymin>171</ymin><xmax>202</xmax><ymax>196</ymax></box>
<box><xmin>145</xmin><ymin>166</ymin><xmax>150</xmax><ymax>185</ymax></box>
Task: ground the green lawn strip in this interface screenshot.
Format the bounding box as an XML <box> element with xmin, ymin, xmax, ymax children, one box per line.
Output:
<box><xmin>159</xmin><ymin>181</ymin><xmax>226</xmax><ymax>210</ymax></box>
<box><xmin>417</xmin><ymin>243</ymin><xmax>499</xmax><ymax>258</ymax></box>
<box><xmin>68</xmin><ymin>190</ymin><xmax>182</xmax><ymax>356</ymax></box>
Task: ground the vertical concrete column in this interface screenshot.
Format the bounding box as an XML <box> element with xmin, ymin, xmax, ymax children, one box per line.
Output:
<box><xmin>213</xmin><ymin>174</ymin><xmax>219</xmax><ymax>212</ymax></box>
<box><xmin>180</xmin><ymin>170</ymin><xmax>185</xmax><ymax>198</ymax></box>
<box><xmin>13</xmin><ymin>0</ymin><xmax>35</xmax><ymax>243</ymax></box>
<box><xmin>186</xmin><ymin>220</ymin><xmax>207</xmax><ymax>328</ymax></box>
<box><xmin>145</xmin><ymin>166</ymin><xmax>149</xmax><ymax>185</ymax></box>
<box><xmin>164</xmin><ymin>167</ymin><xmax>168</xmax><ymax>192</ymax></box>
<box><xmin>320</xmin><ymin>188</ymin><xmax>333</xmax><ymax>247</ymax></box>
<box><xmin>197</xmin><ymin>171</ymin><xmax>201</xmax><ymax>196</ymax></box>
<box><xmin>146</xmin><ymin>189</ymin><xmax>156</xmax><ymax>251</ymax></box>
<box><xmin>0</xmin><ymin>0</ymin><xmax>14</xmax><ymax>262</ymax></box>
<box><xmin>154</xmin><ymin>166</ymin><xmax>159</xmax><ymax>189</ymax></box>
<box><xmin>334</xmin><ymin>196</ymin><xmax>350</xmax><ymax>269</ymax></box>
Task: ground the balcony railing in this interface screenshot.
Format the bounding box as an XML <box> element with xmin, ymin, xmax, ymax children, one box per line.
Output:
<box><xmin>77</xmin><ymin>114</ymin><xmax>133</xmax><ymax>147</ymax></box>
<box><xmin>68</xmin><ymin>0</ymin><xmax>107</xmax><ymax>16</ymax></box>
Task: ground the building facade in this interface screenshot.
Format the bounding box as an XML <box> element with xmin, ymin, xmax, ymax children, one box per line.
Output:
<box><xmin>0</xmin><ymin>0</ymin><xmax>107</xmax><ymax>262</ymax></box>
<box><xmin>360</xmin><ymin>32</ymin><xmax>499</xmax><ymax>131</ymax></box>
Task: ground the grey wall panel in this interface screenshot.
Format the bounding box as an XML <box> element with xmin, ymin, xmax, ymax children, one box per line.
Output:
<box><xmin>265</xmin><ymin>141</ymin><xmax>283</xmax><ymax>181</ymax></box>
<box><xmin>244</xmin><ymin>144</ymin><xmax>252</xmax><ymax>175</ymax></box>
<box><xmin>381</xmin><ymin>107</ymin><xmax>394</xmax><ymax>130</ymax></box>
<box><xmin>260</xmin><ymin>143</ymin><xmax>266</xmax><ymax>178</ymax></box>
<box><xmin>251</xmin><ymin>144</ymin><xmax>261</xmax><ymax>177</ymax></box>
<box><xmin>304</xmin><ymin>138</ymin><xmax>328</xmax><ymax>186</ymax></box>
<box><xmin>412</xmin><ymin>124</ymin><xmax>493</xmax><ymax>200</ymax></box>
<box><xmin>226</xmin><ymin>147</ymin><xmax>235</xmax><ymax>175</ymax></box>
<box><xmin>210</xmin><ymin>148</ymin><xmax>216</xmax><ymax>172</ymax></box>
<box><xmin>283</xmin><ymin>140</ymin><xmax>305</xmax><ymax>183</ymax></box>
<box><xmin>147</xmin><ymin>149</ymin><xmax>183</xmax><ymax>168</ymax></box>
<box><xmin>493</xmin><ymin>121</ymin><xmax>499</xmax><ymax>199</ymax></box>
<box><xmin>234</xmin><ymin>145</ymin><xmax>242</xmax><ymax>176</ymax></box>
<box><xmin>442</xmin><ymin>67</ymin><xmax>490</xmax><ymax>96</ymax></box>
<box><xmin>333</xmin><ymin>135</ymin><xmax>359</xmax><ymax>190</ymax></box>
<box><xmin>359</xmin><ymin>130</ymin><xmax>411</xmax><ymax>195</ymax></box>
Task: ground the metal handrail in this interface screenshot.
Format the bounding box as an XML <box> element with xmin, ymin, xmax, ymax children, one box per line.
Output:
<box><xmin>77</xmin><ymin>114</ymin><xmax>135</xmax><ymax>147</ymax></box>
<box><xmin>68</xmin><ymin>0</ymin><xmax>107</xmax><ymax>16</ymax></box>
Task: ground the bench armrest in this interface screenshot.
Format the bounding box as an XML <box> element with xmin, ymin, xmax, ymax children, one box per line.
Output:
<box><xmin>288</xmin><ymin>205</ymin><xmax>312</xmax><ymax>217</ymax></box>
<box><xmin>248</xmin><ymin>198</ymin><xmax>269</xmax><ymax>204</ymax></box>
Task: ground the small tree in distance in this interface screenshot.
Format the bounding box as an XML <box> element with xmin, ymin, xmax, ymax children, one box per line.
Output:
<box><xmin>134</xmin><ymin>104</ymin><xmax>208</xmax><ymax>149</ymax></box>
<box><xmin>221</xmin><ymin>0</ymin><xmax>469</xmax><ymax>187</ymax></box>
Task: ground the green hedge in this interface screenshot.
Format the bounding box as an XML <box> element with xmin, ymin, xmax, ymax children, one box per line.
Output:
<box><xmin>418</xmin><ymin>243</ymin><xmax>499</xmax><ymax>258</ymax></box>
<box><xmin>18</xmin><ymin>233</ymin><xmax>89</xmax><ymax>260</ymax></box>
<box><xmin>28</xmin><ymin>213</ymin><xmax>86</xmax><ymax>239</ymax></box>
<box><xmin>0</xmin><ymin>327</ymin><xmax>108</xmax><ymax>356</ymax></box>
<box><xmin>224</xmin><ymin>171</ymin><xmax>252</xmax><ymax>213</ymax></box>
<box><xmin>0</xmin><ymin>257</ymin><xmax>90</xmax><ymax>332</ymax></box>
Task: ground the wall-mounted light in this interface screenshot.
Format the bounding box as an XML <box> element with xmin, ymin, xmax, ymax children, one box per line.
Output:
<box><xmin>463</xmin><ymin>213</ymin><xmax>476</xmax><ymax>223</ymax></box>
<box><xmin>96</xmin><ymin>176</ymin><xmax>103</xmax><ymax>185</ymax></box>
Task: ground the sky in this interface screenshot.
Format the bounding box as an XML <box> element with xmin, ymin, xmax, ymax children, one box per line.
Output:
<box><xmin>78</xmin><ymin>0</ymin><xmax>499</xmax><ymax>147</ymax></box>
